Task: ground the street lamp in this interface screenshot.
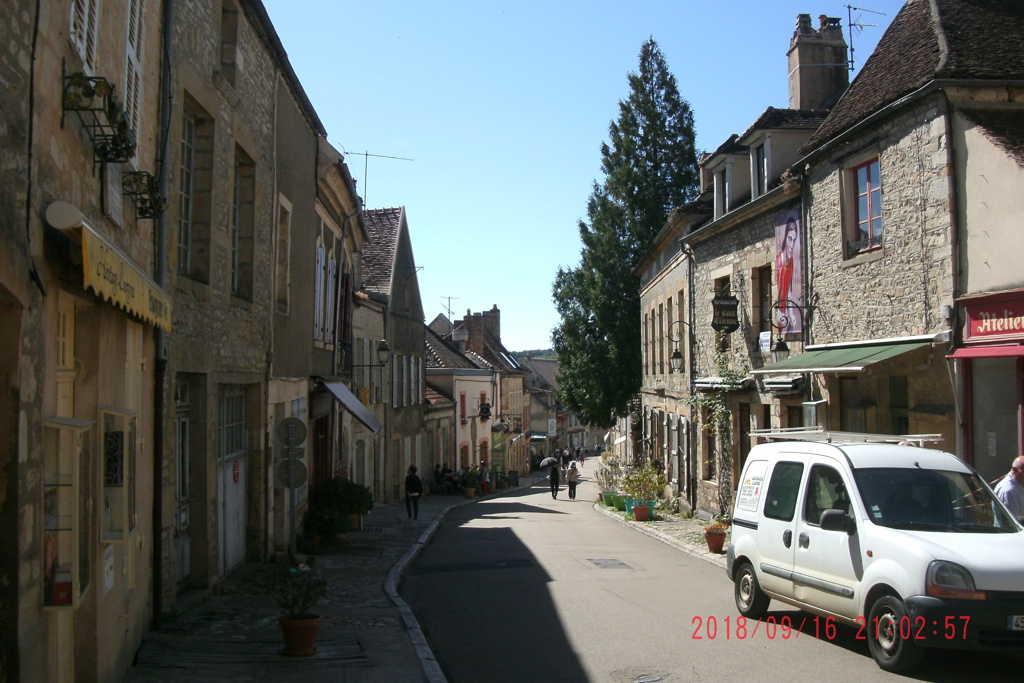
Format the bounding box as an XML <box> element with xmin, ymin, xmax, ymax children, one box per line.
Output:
<box><xmin>352</xmin><ymin>339</ymin><xmax>390</xmax><ymax>388</ymax></box>
<box><xmin>768</xmin><ymin>298</ymin><xmax>811</xmax><ymax>364</ymax></box>
<box><xmin>667</xmin><ymin>320</ymin><xmax>689</xmax><ymax>374</ymax></box>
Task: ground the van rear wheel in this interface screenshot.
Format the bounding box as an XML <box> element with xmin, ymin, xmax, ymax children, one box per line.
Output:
<box><xmin>734</xmin><ymin>562</ymin><xmax>770</xmax><ymax>619</ymax></box>
<box><xmin>866</xmin><ymin>595</ymin><xmax>924</xmax><ymax>673</ymax></box>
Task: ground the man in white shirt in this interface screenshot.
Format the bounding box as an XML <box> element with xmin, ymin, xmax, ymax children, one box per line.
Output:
<box><xmin>993</xmin><ymin>456</ymin><xmax>1024</xmax><ymax>520</ymax></box>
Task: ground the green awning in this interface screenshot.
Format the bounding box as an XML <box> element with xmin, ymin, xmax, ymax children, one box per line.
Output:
<box><xmin>752</xmin><ymin>341</ymin><xmax>931</xmax><ymax>375</ymax></box>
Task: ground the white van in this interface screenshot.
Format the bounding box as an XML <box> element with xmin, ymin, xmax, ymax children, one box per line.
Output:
<box><xmin>726</xmin><ymin>440</ymin><xmax>1024</xmax><ymax>672</ymax></box>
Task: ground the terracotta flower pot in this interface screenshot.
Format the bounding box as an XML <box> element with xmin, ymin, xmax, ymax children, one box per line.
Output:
<box><xmin>705</xmin><ymin>533</ymin><xmax>726</xmax><ymax>554</ymax></box>
<box><xmin>279</xmin><ymin>614</ymin><xmax>322</xmax><ymax>656</ymax></box>
<box><xmin>632</xmin><ymin>505</ymin><xmax>651</xmax><ymax>521</ymax></box>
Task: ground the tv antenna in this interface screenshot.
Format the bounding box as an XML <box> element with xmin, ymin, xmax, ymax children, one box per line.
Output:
<box><xmin>343</xmin><ymin>150</ymin><xmax>413</xmax><ymax>207</ymax></box>
<box><xmin>441</xmin><ymin>296</ymin><xmax>459</xmax><ymax>331</ymax></box>
<box><xmin>845</xmin><ymin>5</ymin><xmax>885</xmax><ymax>71</ymax></box>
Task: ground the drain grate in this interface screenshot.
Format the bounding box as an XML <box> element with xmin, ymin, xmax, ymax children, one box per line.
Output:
<box><xmin>588</xmin><ymin>558</ymin><xmax>632</xmax><ymax>570</ymax></box>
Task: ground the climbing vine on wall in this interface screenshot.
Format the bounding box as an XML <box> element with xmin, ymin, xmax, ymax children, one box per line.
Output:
<box><xmin>685</xmin><ymin>336</ymin><xmax>749</xmax><ymax>514</ymax></box>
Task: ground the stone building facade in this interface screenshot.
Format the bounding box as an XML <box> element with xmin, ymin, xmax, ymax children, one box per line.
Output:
<box><xmin>638</xmin><ymin>13</ymin><xmax>847</xmax><ymax>516</ymax></box>
<box><xmin>5</xmin><ymin>1</ymin><xmax>170</xmax><ymax>679</ymax></box>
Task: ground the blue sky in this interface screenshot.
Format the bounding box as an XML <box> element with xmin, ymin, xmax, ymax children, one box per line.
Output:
<box><xmin>262</xmin><ymin>0</ymin><xmax>904</xmax><ymax>352</ymax></box>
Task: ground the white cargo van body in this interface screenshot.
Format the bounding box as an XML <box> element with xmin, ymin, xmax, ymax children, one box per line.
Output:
<box><xmin>727</xmin><ymin>441</ymin><xmax>1024</xmax><ymax>672</ymax></box>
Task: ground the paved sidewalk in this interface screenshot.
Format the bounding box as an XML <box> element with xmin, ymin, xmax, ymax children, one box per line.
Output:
<box><xmin>126</xmin><ymin>473</ymin><xmax>727</xmax><ymax>682</ymax></box>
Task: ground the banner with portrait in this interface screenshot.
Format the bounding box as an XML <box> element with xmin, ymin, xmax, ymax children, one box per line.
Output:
<box><xmin>774</xmin><ymin>211</ymin><xmax>803</xmax><ymax>334</ymax></box>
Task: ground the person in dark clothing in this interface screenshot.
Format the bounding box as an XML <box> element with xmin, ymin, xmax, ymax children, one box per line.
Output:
<box><xmin>433</xmin><ymin>464</ymin><xmax>444</xmax><ymax>492</ymax></box>
<box><xmin>550</xmin><ymin>459</ymin><xmax>561</xmax><ymax>499</ymax></box>
<box><xmin>405</xmin><ymin>466</ymin><xmax>423</xmax><ymax>519</ymax></box>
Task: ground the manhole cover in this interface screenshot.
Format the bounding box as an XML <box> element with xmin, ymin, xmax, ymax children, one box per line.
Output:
<box><xmin>588</xmin><ymin>558</ymin><xmax>632</xmax><ymax>570</ymax></box>
<box><xmin>635</xmin><ymin>676</ymin><xmax>663</xmax><ymax>683</ymax></box>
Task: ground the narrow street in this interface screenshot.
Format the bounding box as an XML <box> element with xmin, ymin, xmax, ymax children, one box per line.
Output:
<box><xmin>402</xmin><ymin>476</ymin><xmax>1022</xmax><ymax>683</ymax></box>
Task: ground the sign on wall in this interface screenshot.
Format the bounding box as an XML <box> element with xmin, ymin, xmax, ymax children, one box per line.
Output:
<box><xmin>775</xmin><ymin>210</ymin><xmax>803</xmax><ymax>334</ymax></box>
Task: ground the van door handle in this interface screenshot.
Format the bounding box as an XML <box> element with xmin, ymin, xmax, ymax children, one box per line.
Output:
<box><xmin>783</xmin><ymin>530</ymin><xmax>792</xmax><ymax>548</ymax></box>
<box><xmin>798</xmin><ymin>532</ymin><xmax>809</xmax><ymax>548</ymax></box>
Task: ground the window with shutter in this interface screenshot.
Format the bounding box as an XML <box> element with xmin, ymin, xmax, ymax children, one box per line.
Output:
<box><xmin>70</xmin><ymin>0</ymin><xmax>99</xmax><ymax>72</ymax></box>
<box><xmin>124</xmin><ymin>0</ymin><xmax>144</xmax><ymax>137</ymax></box>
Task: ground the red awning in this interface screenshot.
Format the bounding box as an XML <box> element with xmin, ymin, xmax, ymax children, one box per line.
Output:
<box><xmin>947</xmin><ymin>345</ymin><xmax>1024</xmax><ymax>359</ymax></box>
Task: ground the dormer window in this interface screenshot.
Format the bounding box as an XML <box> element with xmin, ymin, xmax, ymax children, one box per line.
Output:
<box><xmin>714</xmin><ymin>167</ymin><xmax>730</xmax><ymax>219</ymax></box>
<box><xmin>754</xmin><ymin>143</ymin><xmax>768</xmax><ymax>197</ymax></box>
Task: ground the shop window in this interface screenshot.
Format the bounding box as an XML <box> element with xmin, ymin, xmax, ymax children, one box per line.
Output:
<box><xmin>102</xmin><ymin>408</ymin><xmax>137</xmax><ymax>541</ymax></box>
<box><xmin>43</xmin><ymin>417</ymin><xmax>93</xmax><ymax>608</ymax></box>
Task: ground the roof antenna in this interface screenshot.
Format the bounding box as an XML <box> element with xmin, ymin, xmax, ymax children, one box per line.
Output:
<box><xmin>441</xmin><ymin>296</ymin><xmax>459</xmax><ymax>333</ymax></box>
<box><xmin>844</xmin><ymin>5</ymin><xmax>885</xmax><ymax>71</ymax></box>
<box><xmin>343</xmin><ymin>150</ymin><xmax>413</xmax><ymax>207</ymax></box>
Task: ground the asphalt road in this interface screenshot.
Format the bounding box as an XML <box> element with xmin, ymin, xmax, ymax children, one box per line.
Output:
<box><xmin>401</xmin><ymin>476</ymin><xmax>1023</xmax><ymax>683</ymax></box>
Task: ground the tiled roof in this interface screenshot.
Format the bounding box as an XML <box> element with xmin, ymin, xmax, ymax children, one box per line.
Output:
<box><xmin>711</xmin><ymin>134</ymin><xmax>747</xmax><ymax>157</ymax></box>
<box><xmin>803</xmin><ymin>0</ymin><xmax>1024</xmax><ymax>152</ymax></box>
<box><xmin>737</xmin><ymin>107</ymin><xmax>831</xmax><ymax>143</ymax></box>
<box><xmin>361</xmin><ymin>207</ymin><xmax>403</xmax><ymax>297</ymax></box>
<box><xmin>424</xmin><ymin>325</ymin><xmax>476</xmax><ymax>369</ymax></box>
<box><xmin>425</xmin><ymin>382</ymin><xmax>454</xmax><ymax>405</ymax></box>
<box><xmin>966</xmin><ymin>109</ymin><xmax>1024</xmax><ymax>165</ymax></box>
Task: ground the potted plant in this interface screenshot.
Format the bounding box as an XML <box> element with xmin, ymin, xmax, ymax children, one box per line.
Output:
<box><xmin>309</xmin><ymin>476</ymin><xmax>374</xmax><ymax>531</ymax></box>
<box><xmin>703</xmin><ymin>514</ymin><xmax>731</xmax><ymax>553</ymax></box>
<box><xmin>594</xmin><ymin>456</ymin><xmax>622</xmax><ymax>504</ymax></box>
<box><xmin>461</xmin><ymin>465</ymin><xmax>480</xmax><ymax>497</ymax></box>
<box><xmin>273</xmin><ymin>564</ymin><xmax>327</xmax><ymax>656</ymax></box>
<box><xmin>620</xmin><ymin>463</ymin><xmax>664</xmax><ymax>520</ymax></box>
<box><xmin>302</xmin><ymin>506</ymin><xmax>342</xmax><ymax>543</ymax></box>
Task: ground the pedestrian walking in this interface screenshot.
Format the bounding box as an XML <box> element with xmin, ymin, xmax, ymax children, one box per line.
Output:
<box><xmin>405</xmin><ymin>465</ymin><xmax>423</xmax><ymax>520</ymax></box>
<box><xmin>479</xmin><ymin>460</ymin><xmax>490</xmax><ymax>495</ymax></box>
<box><xmin>550</xmin><ymin>458</ymin><xmax>561</xmax><ymax>499</ymax></box>
<box><xmin>566</xmin><ymin>460</ymin><xmax>579</xmax><ymax>499</ymax></box>
<box><xmin>994</xmin><ymin>455</ymin><xmax>1024</xmax><ymax>519</ymax></box>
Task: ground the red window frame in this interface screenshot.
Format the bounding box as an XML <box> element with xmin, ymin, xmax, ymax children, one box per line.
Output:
<box><xmin>851</xmin><ymin>158</ymin><xmax>883</xmax><ymax>254</ymax></box>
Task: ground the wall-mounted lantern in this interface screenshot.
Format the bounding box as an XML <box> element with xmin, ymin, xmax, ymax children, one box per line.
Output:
<box><xmin>768</xmin><ymin>298</ymin><xmax>812</xmax><ymax>364</ymax></box>
<box><xmin>667</xmin><ymin>320</ymin><xmax>689</xmax><ymax>373</ymax></box>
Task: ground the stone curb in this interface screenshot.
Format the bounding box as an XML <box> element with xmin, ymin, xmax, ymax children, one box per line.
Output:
<box><xmin>592</xmin><ymin>501</ymin><xmax>729</xmax><ymax>570</ymax></box>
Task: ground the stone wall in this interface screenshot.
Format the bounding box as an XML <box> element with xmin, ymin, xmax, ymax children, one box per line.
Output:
<box><xmin>806</xmin><ymin>95</ymin><xmax>954</xmax><ymax>344</ymax></box>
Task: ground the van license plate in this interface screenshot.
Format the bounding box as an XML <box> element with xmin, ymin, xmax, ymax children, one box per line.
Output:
<box><xmin>1009</xmin><ymin>615</ymin><xmax>1024</xmax><ymax>630</ymax></box>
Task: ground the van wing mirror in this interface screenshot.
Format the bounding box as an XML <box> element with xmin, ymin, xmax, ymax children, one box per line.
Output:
<box><xmin>820</xmin><ymin>509</ymin><xmax>856</xmax><ymax>535</ymax></box>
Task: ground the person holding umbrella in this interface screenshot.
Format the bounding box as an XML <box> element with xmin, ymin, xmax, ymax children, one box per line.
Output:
<box><xmin>539</xmin><ymin>454</ymin><xmax>560</xmax><ymax>499</ymax></box>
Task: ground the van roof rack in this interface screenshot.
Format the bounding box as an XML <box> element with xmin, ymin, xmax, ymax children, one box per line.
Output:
<box><xmin>750</xmin><ymin>426</ymin><xmax>943</xmax><ymax>446</ymax></box>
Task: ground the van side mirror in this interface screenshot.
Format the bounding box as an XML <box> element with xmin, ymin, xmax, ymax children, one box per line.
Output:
<box><xmin>820</xmin><ymin>509</ymin><xmax>856</xmax><ymax>535</ymax></box>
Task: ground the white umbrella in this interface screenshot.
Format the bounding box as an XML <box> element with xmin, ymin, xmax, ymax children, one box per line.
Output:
<box><xmin>539</xmin><ymin>456</ymin><xmax>559</xmax><ymax>468</ymax></box>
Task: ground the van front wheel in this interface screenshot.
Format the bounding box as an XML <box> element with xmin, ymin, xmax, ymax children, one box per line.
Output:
<box><xmin>734</xmin><ymin>562</ymin><xmax>770</xmax><ymax>619</ymax></box>
<box><xmin>866</xmin><ymin>595</ymin><xmax>924</xmax><ymax>673</ymax></box>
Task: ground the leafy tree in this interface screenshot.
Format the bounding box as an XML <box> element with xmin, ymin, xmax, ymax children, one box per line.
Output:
<box><xmin>552</xmin><ymin>38</ymin><xmax>699</xmax><ymax>426</ymax></box>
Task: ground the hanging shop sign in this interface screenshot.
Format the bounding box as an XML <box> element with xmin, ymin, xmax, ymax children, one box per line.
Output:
<box><xmin>962</xmin><ymin>295</ymin><xmax>1024</xmax><ymax>343</ymax></box>
<box><xmin>711</xmin><ymin>294</ymin><xmax>740</xmax><ymax>333</ymax></box>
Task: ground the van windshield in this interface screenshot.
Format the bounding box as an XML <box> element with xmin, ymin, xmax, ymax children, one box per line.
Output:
<box><xmin>853</xmin><ymin>468</ymin><xmax>1019</xmax><ymax>533</ymax></box>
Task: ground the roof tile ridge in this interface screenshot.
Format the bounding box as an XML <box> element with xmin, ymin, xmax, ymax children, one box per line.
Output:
<box><xmin>928</xmin><ymin>0</ymin><xmax>951</xmax><ymax>76</ymax></box>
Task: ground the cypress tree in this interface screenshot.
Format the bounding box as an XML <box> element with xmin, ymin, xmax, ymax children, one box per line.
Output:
<box><xmin>552</xmin><ymin>38</ymin><xmax>699</xmax><ymax>426</ymax></box>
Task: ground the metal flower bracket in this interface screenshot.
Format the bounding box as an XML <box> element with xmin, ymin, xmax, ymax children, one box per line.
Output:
<box><xmin>122</xmin><ymin>171</ymin><xmax>166</xmax><ymax>219</ymax></box>
<box><xmin>62</xmin><ymin>71</ymin><xmax>138</xmax><ymax>167</ymax></box>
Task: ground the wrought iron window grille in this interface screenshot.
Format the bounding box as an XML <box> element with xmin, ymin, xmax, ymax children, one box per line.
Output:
<box><xmin>62</xmin><ymin>70</ymin><xmax>138</xmax><ymax>167</ymax></box>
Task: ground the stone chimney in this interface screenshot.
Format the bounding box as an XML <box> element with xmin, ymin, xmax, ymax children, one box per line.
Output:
<box><xmin>460</xmin><ymin>305</ymin><xmax>502</xmax><ymax>356</ymax></box>
<box><xmin>787</xmin><ymin>14</ymin><xmax>849</xmax><ymax>110</ymax></box>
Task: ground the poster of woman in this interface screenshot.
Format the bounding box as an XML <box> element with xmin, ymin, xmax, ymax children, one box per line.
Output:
<box><xmin>775</xmin><ymin>212</ymin><xmax>803</xmax><ymax>334</ymax></box>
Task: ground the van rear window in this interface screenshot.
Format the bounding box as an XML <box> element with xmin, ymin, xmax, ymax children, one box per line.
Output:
<box><xmin>764</xmin><ymin>461</ymin><xmax>804</xmax><ymax>521</ymax></box>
